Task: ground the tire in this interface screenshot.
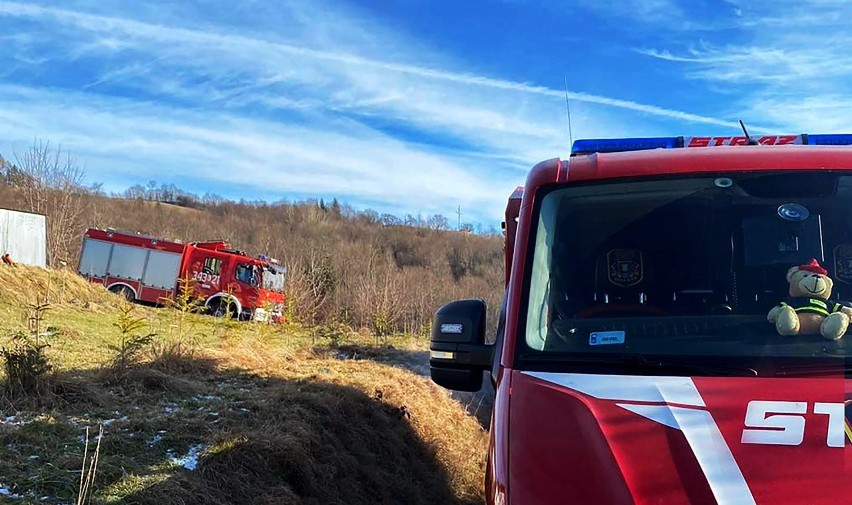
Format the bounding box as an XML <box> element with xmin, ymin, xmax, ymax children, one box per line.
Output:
<box><xmin>210</xmin><ymin>298</ymin><xmax>237</xmax><ymax>319</ymax></box>
<box><xmin>110</xmin><ymin>285</ymin><xmax>135</xmax><ymax>302</ymax></box>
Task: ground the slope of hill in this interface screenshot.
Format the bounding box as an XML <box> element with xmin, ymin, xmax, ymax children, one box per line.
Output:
<box><xmin>0</xmin><ymin>266</ymin><xmax>488</xmax><ymax>504</ymax></box>
<box><xmin>0</xmin><ymin>179</ymin><xmax>506</xmax><ymax>336</ymax></box>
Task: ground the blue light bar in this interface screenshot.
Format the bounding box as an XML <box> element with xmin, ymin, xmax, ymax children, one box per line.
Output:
<box><xmin>571</xmin><ymin>133</ymin><xmax>852</xmax><ymax>155</ymax></box>
<box><xmin>806</xmin><ymin>134</ymin><xmax>852</xmax><ymax>146</ymax></box>
<box><xmin>571</xmin><ymin>137</ymin><xmax>681</xmax><ymax>155</ymax></box>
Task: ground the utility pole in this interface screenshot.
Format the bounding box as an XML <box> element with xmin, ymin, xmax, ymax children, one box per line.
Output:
<box><xmin>456</xmin><ymin>205</ymin><xmax>461</xmax><ymax>231</ymax></box>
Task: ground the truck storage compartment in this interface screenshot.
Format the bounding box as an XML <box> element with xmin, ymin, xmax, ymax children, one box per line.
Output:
<box><xmin>78</xmin><ymin>238</ymin><xmax>112</xmax><ymax>277</ymax></box>
<box><xmin>106</xmin><ymin>244</ymin><xmax>148</xmax><ymax>281</ymax></box>
<box><xmin>143</xmin><ymin>250</ymin><xmax>182</xmax><ymax>290</ymax></box>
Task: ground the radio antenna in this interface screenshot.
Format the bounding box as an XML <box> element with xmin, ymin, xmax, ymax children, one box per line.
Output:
<box><xmin>564</xmin><ymin>75</ymin><xmax>574</xmax><ymax>148</ymax></box>
<box><xmin>739</xmin><ymin>119</ymin><xmax>759</xmax><ymax>145</ymax></box>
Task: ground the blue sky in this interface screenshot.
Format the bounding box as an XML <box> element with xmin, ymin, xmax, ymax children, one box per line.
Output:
<box><xmin>0</xmin><ymin>0</ymin><xmax>850</xmax><ymax>225</ymax></box>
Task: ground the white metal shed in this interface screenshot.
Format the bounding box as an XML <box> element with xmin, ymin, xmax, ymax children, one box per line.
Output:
<box><xmin>0</xmin><ymin>208</ymin><xmax>47</xmax><ymax>267</ymax></box>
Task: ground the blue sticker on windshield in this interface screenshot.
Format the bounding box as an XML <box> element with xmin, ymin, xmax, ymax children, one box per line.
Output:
<box><xmin>589</xmin><ymin>331</ymin><xmax>625</xmax><ymax>346</ymax></box>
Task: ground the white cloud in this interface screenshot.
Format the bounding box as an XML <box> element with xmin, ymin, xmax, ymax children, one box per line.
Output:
<box><xmin>578</xmin><ymin>0</ymin><xmax>683</xmax><ymax>23</ymax></box>
<box><xmin>744</xmin><ymin>96</ymin><xmax>852</xmax><ymax>133</ymax></box>
<box><xmin>0</xmin><ymin>1</ymin><xmax>744</xmax><ymax>127</ymax></box>
<box><xmin>636</xmin><ymin>4</ymin><xmax>852</xmax><ymax>132</ymax></box>
<box><xmin>0</xmin><ymin>84</ymin><xmax>517</xmax><ymax>222</ymax></box>
<box><xmin>638</xmin><ymin>43</ymin><xmax>851</xmax><ymax>86</ymax></box>
<box><xmin>0</xmin><ymin>0</ymin><xmax>745</xmax><ymax>223</ymax></box>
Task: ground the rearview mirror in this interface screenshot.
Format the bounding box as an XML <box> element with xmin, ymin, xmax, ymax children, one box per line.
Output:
<box><xmin>430</xmin><ymin>299</ymin><xmax>492</xmax><ymax>392</ymax></box>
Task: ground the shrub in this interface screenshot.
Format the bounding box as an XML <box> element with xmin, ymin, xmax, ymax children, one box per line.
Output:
<box><xmin>1</xmin><ymin>331</ymin><xmax>53</xmax><ymax>398</ymax></box>
<box><xmin>107</xmin><ymin>303</ymin><xmax>156</xmax><ymax>378</ymax></box>
<box><xmin>1</xmin><ymin>298</ymin><xmax>56</xmax><ymax>399</ymax></box>
<box><xmin>313</xmin><ymin>321</ymin><xmax>351</xmax><ymax>348</ymax></box>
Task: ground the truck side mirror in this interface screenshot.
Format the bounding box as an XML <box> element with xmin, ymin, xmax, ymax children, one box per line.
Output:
<box><xmin>430</xmin><ymin>299</ymin><xmax>493</xmax><ymax>392</ymax></box>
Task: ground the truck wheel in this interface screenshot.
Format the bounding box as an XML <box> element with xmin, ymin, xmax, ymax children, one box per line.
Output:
<box><xmin>210</xmin><ymin>298</ymin><xmax>236</xmax><ymax>319</ymax></box>
<box><xmin>109</xmin><ymin>285</ymin><xmax>135</xmax><ymax>302</ymax></box>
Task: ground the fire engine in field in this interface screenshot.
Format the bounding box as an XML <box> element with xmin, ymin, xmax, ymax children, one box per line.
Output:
<box><xmin>430</xmin><ymin>133</ymin><xmax>852</xmax><ymax>504</ymax></box>
<box><xmin>77</xmin><ymin>228</ymin><xmax>286</xmax><ymax>321</ymax></box>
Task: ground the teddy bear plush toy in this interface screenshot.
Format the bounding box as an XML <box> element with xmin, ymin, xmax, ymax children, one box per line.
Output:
<box><xmin>767</xmin><ymin>259</ymin><xmax>852</xmax><ymax>340</ymax></box>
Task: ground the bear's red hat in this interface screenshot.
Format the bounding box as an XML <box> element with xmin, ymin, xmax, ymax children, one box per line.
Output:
<box><xmin>799</xmin><ymin>258</ymin><xmax>828</xmax><ymax>276</ymax></box>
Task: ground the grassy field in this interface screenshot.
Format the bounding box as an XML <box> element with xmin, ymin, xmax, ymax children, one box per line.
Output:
<box><xmin>0</xmin><ymin>266</ymin><xmax>487</xmax><ymax>504</ymax></box>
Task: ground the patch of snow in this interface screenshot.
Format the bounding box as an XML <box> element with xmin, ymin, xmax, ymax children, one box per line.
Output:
<box><xmin>78</xmin><ymin>434</ymin><xmax>102</xmax><ymax>444</ymax></box>
<box><xmin>28</xmin><ymin>455</ymin><xmax>39</xmax><ymax>460</ymax></box>
<box><xmin>194</xmin><ymin>394</ymin><xmax>220</xmax><ymax>401</ymax></box>
<box><xmin>163</xmin><ymin>405</ymin><xmax>179</xmax><ymax>414</ymax></box>
<box><xmin>148</xmin><ymin>434</ymin><xmax>164</xmax><ymax>447</ymax></box>
<box><xmin>169</xmin><ymin>444</ymin><xmax>205</xmax><ymax>471</ymax></box>
<box><xmin>102</xmin><ymin>416</ymin><xmax>128</xmax><ymax>427</ymax></box>
<box><xmin>2</xmin><ymin>414</ymin><xmax>31</xmax><ymax>426</ymax></box>
<box><xmin>0</xmin><ymin>485</ymin><xmax>22</xmax><ymax>499</ymax></box>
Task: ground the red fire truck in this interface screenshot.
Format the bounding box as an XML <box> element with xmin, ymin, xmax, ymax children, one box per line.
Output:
<box><xmin>77</xmin><ymin>228</ymin><xmax>286</xmax><ymax>321</ymax></box>
<box><xmin>430</xmin><ymin>134</ymin><xmax>852</xmax><ymax>504</ymax></box>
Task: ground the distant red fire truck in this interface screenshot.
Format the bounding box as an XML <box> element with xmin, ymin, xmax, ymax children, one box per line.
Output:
<box><xmin>77</xmin><ymin>228</ymin><xmax>286</xmax><ymax>321</ymax></box>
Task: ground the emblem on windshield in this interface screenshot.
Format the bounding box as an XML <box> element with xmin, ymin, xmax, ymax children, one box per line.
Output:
<box><xmin>834</xmin><ymin>245</ymin><xmax>852</xmax><ymax>284</ymax></box>
<box><xmin>607</xmin><ymin>249</ymin><xmax>643</xmax><ymax>288</ymax></box>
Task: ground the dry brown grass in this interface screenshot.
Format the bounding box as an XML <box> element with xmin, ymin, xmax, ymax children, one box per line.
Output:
<box><xmin>289</xmin><ymin>359</ymin><xmax>488</xmax><ymax>502</ymax></box>
<box><xmin>122</xmin><ymin>359</ymin><xmax>486</xmax><ymax>505</ymax></box>
<box><xmin>0</xmin><ymin>264</ymin><xmax>116</xmax><ymax>310</ymax></box>
<box><xmin>211</xmin><ymin>333</ymin><xmax>300</xmax><ymax>376</ymax></box>
<box><xmin>0</xmin><ymin>266</ymin><xmax>489</xmax><ymax>504</ymax></box>
<box><xmin>206</xmin><ymin>333</ymin><xmax>487</xmax><ymax>503</ymax></box>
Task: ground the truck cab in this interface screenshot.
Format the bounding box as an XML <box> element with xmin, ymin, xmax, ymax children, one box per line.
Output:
<box><xmin>182</xmin><ymin>242</ymin><xmax>286</xmax><ymax>321</ymax></box>
<box><xmin>431</xmin><ymin>134</ymin><xmax>852</xmax><ymax>504</ymax></box>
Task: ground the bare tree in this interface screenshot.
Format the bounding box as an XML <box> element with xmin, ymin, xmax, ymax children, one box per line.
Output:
<box><xmin>14</xmin><ymin>139</ymin><xmax>88</xmax><ymax>265</ymax></box>
<box><xmin>124</xmin><ymin>184</ymin><xmax>147</xmax><ymax>199</ymax></box>
<box><xmin>427</xmin><ymin>214</ymin><xmax>449</xmax><ymax>231</ymax></box>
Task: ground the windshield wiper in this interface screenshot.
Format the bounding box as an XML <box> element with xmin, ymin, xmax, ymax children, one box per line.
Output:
<box><xmin>775</xmin><ymin>363</ymin><xmax>852</xmax><ymax>377</ymax></box>
<box><xmin>523</xmin><ymin>353</ymin><xmax>758</xmax><ymax>377</ymax></box>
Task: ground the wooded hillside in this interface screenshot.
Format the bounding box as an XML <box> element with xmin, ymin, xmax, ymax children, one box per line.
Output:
<box><xmin>0</xmin><ymin>142</ymin><xmax>506</xmax><ymax>335</ymax></box>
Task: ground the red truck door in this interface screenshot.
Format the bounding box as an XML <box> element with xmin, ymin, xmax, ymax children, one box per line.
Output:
<box><xmin>184</xmin><ymin>247</ymin><xmax>226</xmax><ymax>297</ymax></box>
<box><xmin>222</xmin><ymin>258</ymin><xmax>261</xmax><ymax>315</ymax></box>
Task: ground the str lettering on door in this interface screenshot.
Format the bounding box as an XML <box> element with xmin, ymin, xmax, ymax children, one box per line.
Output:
<box><xmin>741</xmin><ymin>400</ymin><xmax>847</xmax><ymax>448</ymax></box>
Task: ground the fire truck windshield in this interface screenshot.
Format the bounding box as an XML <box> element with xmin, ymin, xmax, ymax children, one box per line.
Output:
<box><xmin>262</xmin><ymin>264</ymin><xmax>286</xmax><ymax>293</ymax></box>
<box><xmin>521</xmin><ymin>171</ymin><xmax>852</xmax><ymax>376</ymax></box>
